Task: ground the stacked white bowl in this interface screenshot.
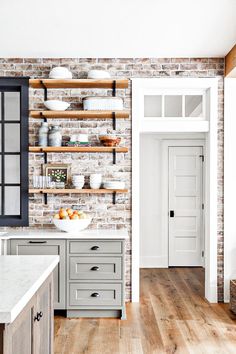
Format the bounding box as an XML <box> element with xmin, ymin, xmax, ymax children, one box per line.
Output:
<box><xmin>72</xmin><ymin>175</ymin><xmax>85</xmax><ymax>189</ymax></box>
<box><xmin>90</xmin><ymin>174</ymin><xmax>102</xmax><ymax>189</ymax></box>
<box><xmin>103</xmin><ymin>180</ymin><xmax>125</xmax><ymax>189</ymax></box>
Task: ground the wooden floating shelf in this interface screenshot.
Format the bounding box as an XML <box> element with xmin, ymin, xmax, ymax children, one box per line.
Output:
<box><xmin>29</xmin><ymin>79</ymin><xmax>129</xmax><ymax>89</ymax></box>
<box><xmin>29</xmin><ymin>146</ymin><xmax>128</xmax><ymax>153</ymax></box>
<box><xmin>30</xmin><ymin>110</ymin><xmax>129</xmax><ymax>119</ymax></box>
<box><xmin>29</xmin><ymin>188</ymin><xmax>128</xmax><ymax>194</ymax></box>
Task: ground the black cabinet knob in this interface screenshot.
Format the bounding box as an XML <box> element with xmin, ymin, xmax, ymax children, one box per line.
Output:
<box><xmin>91</xmin><ymin>266</ymin><xmax>100</xmax><ymax>271</ymax></box>
<box><xmin>170</xmin><ymin>210</ymin><xmax>175</xmax><ymax>217</ymax></box>
<box><xmin>91</xmin><ymin>246</ymin><xmax>99</xmax><ymax>251</ymax></box>
<box><xmin>91</xmin><ymin>292</ymin><xmax>100</xmax><ymax>298</ymax></box>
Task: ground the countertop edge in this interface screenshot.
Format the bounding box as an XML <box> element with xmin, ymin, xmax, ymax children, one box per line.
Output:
<box><xmin>0</xmin><ymin>229</ymin><xmax>129</xmax><ymax>240</ymax></box>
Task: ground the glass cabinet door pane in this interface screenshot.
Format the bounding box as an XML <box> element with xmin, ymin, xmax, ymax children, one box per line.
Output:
<box><xmin>165</xmin><ymin>95</ymin><xmax>182</xmax><ymax>117</ymax></box>
<box><xmin>4</xmin><ymin>92</ymin><xmax>20</xmax><ymax>121</ymax></box>
<box><xmin>5</xmin><ymin>155</ymin><xmax>20</xmax><ymax>183</ymax></box>
<box><xmin>5</xmin><ymin>186</ymin><xmax>20</xmax><ymax>215</ymax></box>
<box><xmin>144</xmin><ymin>95</ymin><xmax>162</xmax><ymax>117</ymax></box>
<box><xmin>5</xmin><ymin>124</ymin><xmax>20</xmax><ymax>152</ymax></box>
<box><xmin>185</xmin><ymin>95</ymin><xmax>203</xmax><ymax>117</ymax></box>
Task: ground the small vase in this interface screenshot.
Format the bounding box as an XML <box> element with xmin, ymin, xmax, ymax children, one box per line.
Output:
<box><xmin>38</xmin><ymin>122</ymin><xmax>49</xmax><ymax>147</ymax></box>
<box><xmin>48</xmin><ymin>125</ymin><xmax>62</xmax><ymax>147</ymax></box>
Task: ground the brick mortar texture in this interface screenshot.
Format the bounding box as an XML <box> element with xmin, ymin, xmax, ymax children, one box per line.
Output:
<box><xmin>0</xmin><ymin>58</ymin><xmax>224</xmax><ymax>302</ymax></box>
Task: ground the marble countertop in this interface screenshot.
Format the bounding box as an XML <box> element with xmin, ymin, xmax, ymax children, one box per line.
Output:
<box><xmin>0</xmin><ymin>255</ymin><xmax>59</xmax><ymax>324</ymax></box>
<box><xmin>1</xmin><ymin>229</ymin><xmax>129</xmax><ymax>240</ymax></box>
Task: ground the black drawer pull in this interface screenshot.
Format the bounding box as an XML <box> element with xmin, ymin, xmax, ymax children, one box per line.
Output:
<box><xmin>91</xmin><ymin>292</ymin><xmax>100</xmax><ymax>298</ymax></box>
<box><xmin>34</xmin><ymin>311</ymin><xmax>43</xmax><ymax>322</ymax></box>
<box><xmin>91</xmin><ymin>246</ymin><xmax>99</xmax><ymax>251</ymax></box>
<box><xmin>28</xmin><ymin>241</ymin><xmax>47</xmax><ymax>244</ymax></box>
<box><xmin>91</xmin><ymin>266</ymin><xmax>100</xmax><ymax>271</ymax></box>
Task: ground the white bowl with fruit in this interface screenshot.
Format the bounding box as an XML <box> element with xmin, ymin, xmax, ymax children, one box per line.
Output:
<box><xmin>53</xmin><ymin>208</ymin><xmax>92</xmax><ymax>233</ymax></box>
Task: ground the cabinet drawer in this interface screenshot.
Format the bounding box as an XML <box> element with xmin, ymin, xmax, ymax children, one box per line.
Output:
<box><xmin>69</xmin><ymin>256</ymin><xmax>122</xmax><ymax>280</ymax></box>
<box><xmin>69</xmin><ymin>240</ymin><xmax>122</xmax><ymax>254</ymax></box>
<box><xmin>69</xmin><ymin>283</ymin><xmax>122</xmax><ymax>306</ymax></box>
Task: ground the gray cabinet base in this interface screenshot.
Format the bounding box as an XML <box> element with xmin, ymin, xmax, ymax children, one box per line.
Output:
<box><xmin>66</xmin><ymin>308</ymin><xmax>126</xmax><ymax>320</ymax></box>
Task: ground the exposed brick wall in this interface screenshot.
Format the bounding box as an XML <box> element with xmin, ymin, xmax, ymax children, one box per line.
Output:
<box><xmin>0</xmin><ymin>58</ymin><xmax>224</xmax><ymax>301</ymax></box>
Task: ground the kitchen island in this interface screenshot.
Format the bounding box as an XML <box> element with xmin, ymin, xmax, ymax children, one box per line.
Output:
<box><xmin>0</xmin><ymin>255</ymin><xmax>59</xmax><ymax>354</ymax></box>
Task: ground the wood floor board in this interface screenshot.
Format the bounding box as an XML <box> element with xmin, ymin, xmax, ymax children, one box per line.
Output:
<box><xmin>54</xmin><ymin>268</ymin><xmax>236</xmax><ymax>354</ymax></box>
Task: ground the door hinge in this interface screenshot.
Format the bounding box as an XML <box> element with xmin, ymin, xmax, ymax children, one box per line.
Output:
<box><xmin>199</xmin><ymin>155</ymin><xmax>204</xmax><ymax>162</ymax></box>
<box><xmin>202</xmin><ymin>203</ymin><xmax>204</xmax><ymax>210</ymax></box>
<box><xmin>202</xmin><ymin>250</ymin><xmax>204</xmax><ymax>258</ymax></box>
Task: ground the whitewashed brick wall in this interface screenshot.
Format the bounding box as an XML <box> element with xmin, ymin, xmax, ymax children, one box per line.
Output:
<box><xmin>0</xmin><ymin>58</ymin><xmax>224</xmax><ymax>301</ymax></box>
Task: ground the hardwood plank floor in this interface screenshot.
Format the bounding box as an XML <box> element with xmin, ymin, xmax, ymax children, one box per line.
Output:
<box><xmin>54</xmin><ymin>268</ymin><xmax>236</xmax><ymax>354</ymax></box>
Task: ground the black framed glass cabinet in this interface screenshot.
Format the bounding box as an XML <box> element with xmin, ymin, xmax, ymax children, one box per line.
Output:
<box><xmin>0</xmin><ymin>77</ymin><xmax>29</xmax><ymax>226</ymax></box>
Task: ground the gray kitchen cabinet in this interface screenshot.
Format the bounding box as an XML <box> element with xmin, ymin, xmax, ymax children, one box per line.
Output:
<box><xmin>10</xmin><ymin>239</ymin><xmax>66</xmax><ymax>309</ymax></box>
<box><xmin>67</xmin><ymin>239</ymin><xmax>126</xmax><ymax>319</ymax></box>
<box><xmin>0</xmin><ymin>274</ymin><xmax>53</xmax><ymax>354</ymax></box>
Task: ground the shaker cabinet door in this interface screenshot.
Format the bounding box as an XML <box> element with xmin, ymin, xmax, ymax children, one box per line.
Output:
<box><xmin>34</xmin><ymin>275</ymin><xmax>53</xmax><ymax>354</ymax></box>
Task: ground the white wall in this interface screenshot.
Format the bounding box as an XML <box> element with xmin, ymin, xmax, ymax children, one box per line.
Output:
<box><xmin>0</xmin><ymin>0</ymin><xmax>235</xmax><ymax>57</ymax></box>
<box><xmin>140</xmin><ymin>134</ymin><xmax>164</xmax><ymax>267</ymax></box>
<box><xmin>224</xmin><ymin>78</ymin><xmax>236</xmax><ymax>301</ymax></box>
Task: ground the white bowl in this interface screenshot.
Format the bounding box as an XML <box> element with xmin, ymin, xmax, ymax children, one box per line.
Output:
<box><xmin>44</xmin><ymin>100</ymin><xmax>70</xmax><ymax>111</ymax></box>
<box><xmin>73</xmin><ymin>184</ymin><xmax>85</xmax><ymax>189</ymax></box>
<box><xmin>53</xmin><ymin>217</ymin><xmax>92</xmax><ymax>233</ymax></box>
<box><xmin>90</xmin><ymin>183</ymin><xmax>102</xmax><ymax>189</ymax></box>
<box><xmin>72</xmin><ymin>177</ymin><xmax>85</xmax><ymax>182</ymax></box>
<box><xmin>104</xmin><ymin>181</ymin><xmax>125</xmax><ymax>189</ymax></box>
<box><xmin>87</xmin><ymin>70</ymin><xmax>111</xmax><ymax>79</ymax></box>
<box><xmin>49</xmin><ymin>67</ymin><xmax>72</xmax><ymax>79</ymax></box>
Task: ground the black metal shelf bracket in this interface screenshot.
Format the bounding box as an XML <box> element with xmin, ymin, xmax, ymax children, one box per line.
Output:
<box><xmin>40</xmin><ymin>111</ymin><xmax>47</xmax><ymax>122</ymax></box>
<box><xmin>112</xmin><ymin>148</ymin><xmax>116</xmax><ymax>165</ymax></box>
<box><xmin>44</xmin><ymin>152</ymin><xmax>47</xmax><ymax>164</ymax></box>
<box><xmin>112</xmin><ymin>80</ymin><xmax>116</xmax><ymax>97</ymax></box>
<box><xmin>113</xmin><ymin>192</ymin><xmax>117</xmax><ymax>205</ymax></box>
<box><xmin>112</xmin><ymin>111</ymin><xmax>116</xmax><ymax>130</ymax></box>
<box><xmin>40</xmin><ymin>191</ymin><xmax>48</xmax><ymax>205</ymax></box>
<box><xmin>40</xmin><ymin>80</ymin><xmax>48</xmax><ymax>101</ymax></box>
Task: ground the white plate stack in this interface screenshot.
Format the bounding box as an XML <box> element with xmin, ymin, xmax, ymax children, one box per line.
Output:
<box><xmin>103</xmin><ymin>180</ymin><xmax>125</xmax><ymax>190</ymax></box>
<box><xmin>72</xmin><ymin>175</ymin><xmax>85</xmax><ymax>189</ymax></box>
<box><xmin>90</xmin><ymin>174</ymin><xmax>102</xmax><ymax>189</ymax></box>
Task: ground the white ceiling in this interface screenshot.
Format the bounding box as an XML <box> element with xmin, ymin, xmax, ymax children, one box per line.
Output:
<box><xmin>0</xmin><ymin>0</ymin><xmax>235</xmax><ymax>58</ymax></box>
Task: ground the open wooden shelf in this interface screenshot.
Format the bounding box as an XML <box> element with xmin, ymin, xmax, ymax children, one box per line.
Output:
<box><xmin>29</xmin><ymin>188</ymin><xmax>128</xmax><ymax>194</ymax></box>
<box><xmin>29</xmin><ymin>79</ymin><xmax>129</xmax><ymax>89</ymax></box>
<box><xmin>29</xmin><ymin>146</ymin><xmax>128</xmax><ymax>153</ymax></box>
<box><xmin>30</xmin><ymin>110</ymin><xmax>129</xmax><ymax>119</ymax></box>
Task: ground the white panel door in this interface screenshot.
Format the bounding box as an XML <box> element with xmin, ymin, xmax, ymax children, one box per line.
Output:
<box><xmin>169</xmin><ymin>146</ymin><xmax>203</xmax><ymax>266</ymax></box>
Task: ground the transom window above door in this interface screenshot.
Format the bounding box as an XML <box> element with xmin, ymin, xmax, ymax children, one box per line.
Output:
<box><xmin>144</xmin><ymin>93</ymin><xmax>205</xmax><ymax>119</ymax></box>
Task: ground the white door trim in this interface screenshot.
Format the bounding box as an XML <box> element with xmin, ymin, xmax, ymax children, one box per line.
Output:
<box><xmin>224</xmin><ymin>79</ymin><xmax>236</xmax><ymax>302</ymax></box>
<box><xmin>132</xmin><ymin>78</ymin><xmax>218</xmax><ymax>303</ymax></box>
<box><xmin>161</xmin><ymin>139</ymin><xmax>205</xmax><ymax>268</ymax></box>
